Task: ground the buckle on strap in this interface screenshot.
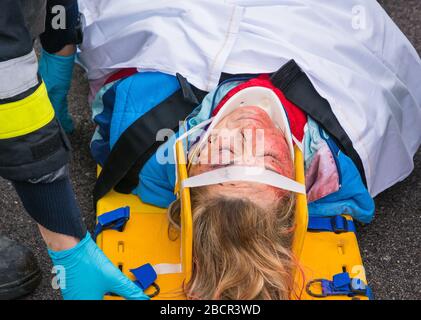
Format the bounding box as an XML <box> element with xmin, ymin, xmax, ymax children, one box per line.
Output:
<box><xmin>331</xmin><ymin>215</ymin><xmax>348</xmax><ymax>234</ymax></box>
<box><xmin>306</xmin><ymin>272</ymin><xmax>373</xmax><ymax>299</ymax></box>
<box><xmin>93</xmin><ymin>206</ymin><xmax>130</xmax><ymax>241</ymax></box>
<box><xmin>130</xmin><ymin>264</ymin><xmax>160</xmax><ymax>298</ymax></box>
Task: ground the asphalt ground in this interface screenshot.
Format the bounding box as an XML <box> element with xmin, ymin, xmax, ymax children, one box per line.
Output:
<box><xmin>0</xmin><ymin>0</ymin><xmax>419</xmax><ymax>300</ymax></box>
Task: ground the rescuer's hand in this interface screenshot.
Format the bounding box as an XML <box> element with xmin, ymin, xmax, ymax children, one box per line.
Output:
<box><xmin>48</xmin><ymin>232</ymin><xmax>150</xmax><ymax>300</ymax></box>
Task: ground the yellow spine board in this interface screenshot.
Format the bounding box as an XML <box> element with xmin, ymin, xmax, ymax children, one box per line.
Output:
<box><xmin>297</xmin><ymin>220</ymin><xmax>368</xmax><ymax>300</ymax></box>
<box><xmin>97</xmin><ymin>190</ymin><xmax>186</xmax><ymax>300</ymax></box>
<box><xmin>291</xmin><ymin>147</ymin><xmax>368</xmax><ymax>300</ymax></box>
<box><xmin>96</xmin><ymin>146</ymin><xmax>369</xmax><ymax>300</ymax></box>
<box><xmin>291</xmin><ymin>146</ymin><xmax>309</xmax><ymax>280</ymax></box>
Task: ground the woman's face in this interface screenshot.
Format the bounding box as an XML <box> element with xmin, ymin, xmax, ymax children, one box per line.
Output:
<box><xmin>189</xmin><ymin>106</ymin><xmax>294</xmax><ymax>209</ymax></box>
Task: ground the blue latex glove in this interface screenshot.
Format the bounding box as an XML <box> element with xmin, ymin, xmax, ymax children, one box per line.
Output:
<box><xmin>39</xmin><ymin>49</ymin><xmax>75</xmax><ymax>133</ymax></box>
<box><xmin>48</xmin><ymin>232</ymin><xmax>150</xmax><ymax>300</ymax></box>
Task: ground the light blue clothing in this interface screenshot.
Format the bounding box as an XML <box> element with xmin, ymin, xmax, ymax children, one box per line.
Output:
<box><xmin>106</xmin><ymin>72</ymin><xmax>180</xmax><ymax>207</ymax></box>
<box><xmin>110</xmin><ymin>72</ymin><xmax>180</xmax><ymax>148</ymax></box>
<box><xmin>90</xmin><ymin>82</ymin><xmax>116</xmax><ymax>166</ymax></box>
<box><xmin>92</xmin><ymin>82</ymin><xmax>115</xmax><ymax>120</ymax></box>
<box><xmin>304</xmin><ymin>118</ymin><xmax>337</xmax><ymax>173</ymax></box>
<box><xmin>304</xmin><ymin>117</ymin><xmax>341</xmax><ymax>202</ymax></box>
<box><xmin>39</xmin><ymin>49</ymin><xmax>75</xmax><ymax>133</ymax></box>
<box><xmin>305</xmin><ymin>121</ymin><xmax>375</xmax><ymax>223</ymax></box>
<box><xmin>308</xmin><ymin>149</ymin><xmax>375</xmax><ymax>224</ymax></box>
<box><xmin>48</xmin><ymin>233</ymin><xmax>149</xmax><ymax>300</ymax></box>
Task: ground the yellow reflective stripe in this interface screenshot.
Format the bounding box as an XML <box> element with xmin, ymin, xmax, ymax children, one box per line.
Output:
<box><xmin>0</xmin><ymin>82</ymin><xmax>55</xmax><ymax>139</ymax></box>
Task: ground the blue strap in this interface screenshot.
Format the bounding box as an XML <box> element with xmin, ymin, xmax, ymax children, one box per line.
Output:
<box><xmin>306</xmin><ymin>272</ymin><xmax>373</xmax><ymax>299</ymax></box>
<box><xmin>321</xmin><ymin>272</ymin><xmax>373</xmax><ymax>299</ymax></box>
<box><xmin>104</xmin><ymin>262</ymin><xmax>158</xmax><ymax>298</ymax></box>
<box><xmin>308</xmin><ymin>215</ymin><xmax>356</xmax><ymax>233</ymax></box>
<box><xmin>130</xmin><ymin>263</ymin><xmax>158</xmax><ymax>290</ymax></box>
<box><xmin>93</xmin><ymin>206</ymin><xmax>130</xmax><ymax>241</ymax></box>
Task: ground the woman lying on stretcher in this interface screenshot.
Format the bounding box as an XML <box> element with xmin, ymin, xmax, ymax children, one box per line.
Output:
<box><xmin>169</xmin><ymin>84</ymin><xmax>299</xmax><ymax>300</ymax></box>
<box><xmin>90</xmin><ymin>72</ymin><xmax>374</xmax><ymax>299</ymax></box>
<box><xmin>82</xmin><ymin>0</ymin><xmax>421</xmax><ymax>300</ymax></box>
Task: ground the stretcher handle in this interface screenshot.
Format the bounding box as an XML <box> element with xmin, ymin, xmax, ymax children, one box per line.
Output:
<box><xmin>175</xmin><ymin>140</ymin><xmax>193</xmax><ymax>284</ymax></box>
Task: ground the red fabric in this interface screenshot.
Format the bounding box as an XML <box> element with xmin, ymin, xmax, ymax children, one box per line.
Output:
<box><xmin>105</xmin><ymin>68</ymin><xmax>138</xmax><ymax>85</ymax></box>
<box><xmin>212</xmin><ymin>75</ymin><xmax>307</xmax><ymax>142</ymax></box>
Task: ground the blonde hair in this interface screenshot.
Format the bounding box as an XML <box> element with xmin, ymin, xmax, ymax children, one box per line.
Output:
<box><xmin>168</xmin><ymin>186</ymin><xmax>296</xmax><ymax>300</ymax></box>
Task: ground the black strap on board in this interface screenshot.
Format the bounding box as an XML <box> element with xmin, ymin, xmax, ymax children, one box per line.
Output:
<box><xmin>270</xmin><ymin>60</ymin><xmax>366</xmax><ymax>185</ymax></box>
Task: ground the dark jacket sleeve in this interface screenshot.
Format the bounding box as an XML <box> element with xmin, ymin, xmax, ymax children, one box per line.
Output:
<box><xmin>0</xmin><ymin>0</ymin><xmax>33</xmax><ymax>63</ymax></box>
<box><xmin>0</xmin><ymin>0</ymin><xmax>71</xmax><ymax>182</ymax></box>
<box><xmin>0</xmin><ymin>0</ymin><xmax>85</xmax><ymax>240</ymax></box>
<box><xmin>0</xmin><ymin>0</ymin><xmax>41</xmax><ymax>102</ymax></box>
<box><xmin>40</xmin><ymin>0</ymin><xmax>82</xmax><ymax>53</ymax></box>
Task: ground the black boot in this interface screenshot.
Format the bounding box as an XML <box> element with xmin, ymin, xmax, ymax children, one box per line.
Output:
<box><xmin>0</xmin><ymin>236</ymin><xmax>41</xmax><ymax>300</ymax></box>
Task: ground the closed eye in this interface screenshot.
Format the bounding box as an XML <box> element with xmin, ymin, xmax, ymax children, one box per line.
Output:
<box><xmin>264</xmin><ymin>151</ymin><xmax>283</xmax><ymax>167</ymax></box>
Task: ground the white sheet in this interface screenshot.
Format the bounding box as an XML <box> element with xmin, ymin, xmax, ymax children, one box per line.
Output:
<box><xmin>78</xmin><ymin>0</ymin><xmax>421</xmax><ymax>197</ymax></box>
